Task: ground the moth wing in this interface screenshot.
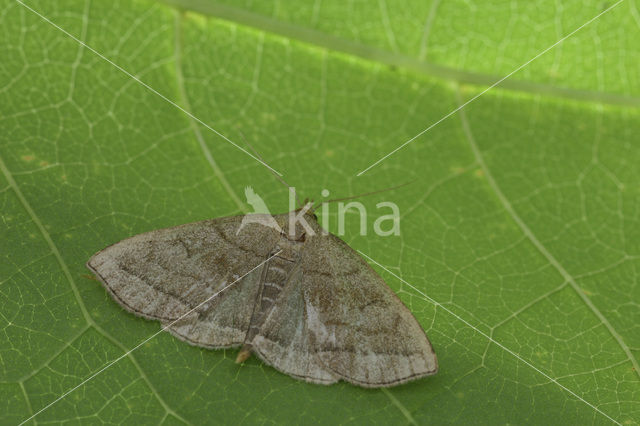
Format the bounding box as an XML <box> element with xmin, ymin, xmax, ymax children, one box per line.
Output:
<box><xmin>303</xmin><ymin>233</ymin><xmax>438</xmax><ymax>388</ymax></box>
<box><xmin>87</xmin><ymin>217</ymin><xmax>280</xmax><ymax>348</ymax></box>
<box><xmin>249</xmin><ymin>266</ymin><xmax>339</xmax><ymax>385</ymax></box>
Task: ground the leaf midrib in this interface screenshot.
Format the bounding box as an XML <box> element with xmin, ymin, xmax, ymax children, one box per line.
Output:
<box><xmin>160</xmin><ymin>0</ymin><xmax>640</xmax><ymax>108</ymax></box>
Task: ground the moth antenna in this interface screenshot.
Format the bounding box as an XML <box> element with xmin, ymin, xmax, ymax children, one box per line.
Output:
<box><xmin>301</xmin><ymin>198</ymin><xmax>315</xmax><ymax>214</ymax></box>
<box><xmin>314</xmin><ymin>180</ymin><xmax>415</xmax><ymax>209</ymax></box>
<box><xmin>236</xmin><ymin>130</ymin><xmax>303</xmax><ymax>206</ymax></box>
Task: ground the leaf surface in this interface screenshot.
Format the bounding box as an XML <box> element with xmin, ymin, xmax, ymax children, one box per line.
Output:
<box><xmin>1</xmin><ymin>0</ymin><xmax>639</xmax><ymax>424</ymax></box>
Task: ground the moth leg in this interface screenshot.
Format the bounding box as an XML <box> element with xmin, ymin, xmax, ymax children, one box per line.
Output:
<box><xmin>235</xmin><ymin>345</ymin><xmax>252</xmax><ymax>363</ymax></box>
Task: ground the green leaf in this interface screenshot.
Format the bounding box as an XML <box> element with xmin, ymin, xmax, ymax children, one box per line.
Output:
<box><xmin>1</xmin><ymin>0</ymin><xmax>638</xmax><ymax>424</ymax></box>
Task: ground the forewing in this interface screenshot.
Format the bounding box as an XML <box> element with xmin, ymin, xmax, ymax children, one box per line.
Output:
<box><xmin>249</xmin><ymin>266</ymin><xmax>339</xmax><ymax>385</ymax></box>
<box><xmin>303</xmin><ymin>234</ymin><xmax>438</xmax><ymax>388</ymax></box>
<box><xmin>87</xmin><ymin>217</ymin><xmax>279</xmax><ymax>348</ymax></box>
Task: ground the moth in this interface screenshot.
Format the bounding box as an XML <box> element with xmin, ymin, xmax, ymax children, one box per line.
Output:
<box><xmin>87</xmin><ymin>204</ymin><xmax>438</xmax><ymax>387</ymax></box>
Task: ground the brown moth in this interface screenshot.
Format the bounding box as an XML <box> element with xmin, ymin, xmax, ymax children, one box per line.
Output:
<box><xmin>87</xmin><ymin>206</ymin><xmax>438</xmax><ymax>387</ymax></box>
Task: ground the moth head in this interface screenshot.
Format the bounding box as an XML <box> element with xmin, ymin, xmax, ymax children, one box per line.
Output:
<box><xmin>279</xmin><ymin>202</ymin><xmax>319</xmax><ymax>242</ymax></box>
<box><xmin>298</xmin><ymin>198</ymin><xmax>318</xmax><ymax>221</ymax></box>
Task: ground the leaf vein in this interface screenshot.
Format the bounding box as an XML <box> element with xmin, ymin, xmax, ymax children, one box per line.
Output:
<box><xmin>0</xmin><ymin>154</ymin><xmax>94</xmax><ymax>326</ymax></box>
<box><xmin>93</xmin><ymin>324</ymin><xmax>194</xmax><ymax>426</ymax></box>
<box><xmin>382</xmin><ymin>388</ymin><xmax>417</xmax><ymax>425</ymax></box>
<box><xmin>454</xmin><ymin>85</ymin><xmax>640</xmax><ymax>380</ymax></box>
<box><xmin>173</xmin><ymin>10</ymin><xmax>246</xmax><ymax>214</ymax></box>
